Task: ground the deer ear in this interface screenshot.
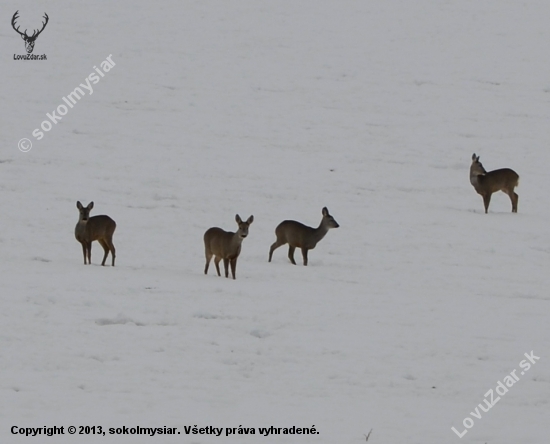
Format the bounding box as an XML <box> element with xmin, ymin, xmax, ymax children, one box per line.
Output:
<box><xmin>247</xmin><ymin>215</ymin><xmax>254</xmax><ymax>224</ymax></box>
<box><xmin>77</xmin><ymin>201</ymin><xmax>83</xmax><ymax>209</ymax></box>
<box><xmin>472</xmin><ymin>153</ymin><xmax>477</xmax><ymax>161</ymax></box>
<box><xmin>20</xmin><ymin>34</ymin><xmax>25</xmax><ymax>40</ymax></box>
<box><xmin>88</xmin><ymin>202</ymin><xmax>94</xmax><ymax>210</ymax></box>
<box><xmin>235</xmin><ymin>214</ymin><xmax>242</xmax><ymax>223</ymax></box>
<box><xmin>322</xmin><ymin>207</ymin><xmax>329</xmax><ymax>216</ymax></box>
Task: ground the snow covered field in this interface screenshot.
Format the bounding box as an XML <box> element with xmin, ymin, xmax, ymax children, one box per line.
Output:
<box><xmin>2</xmin><ymin>1</ymin><xmax>549</xmax><ymax>442</ymax></box>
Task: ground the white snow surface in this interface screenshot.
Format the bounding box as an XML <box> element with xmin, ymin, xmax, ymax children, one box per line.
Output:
<box><xmin>1</xmin><ymin>1</ymin><xmax>549</xmax><ymax>443</ymax></box>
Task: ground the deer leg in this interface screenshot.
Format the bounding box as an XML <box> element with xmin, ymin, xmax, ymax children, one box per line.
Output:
<box><xmin>107</xmin><ymin>237</ymin><xmax>116</xmax><ymax>266</ymax></box>
<box><xmin>301</xmin><ymin>248</ymin><xmax>309</xmax><ymax>266</ymax></box>
<box><xmin>269</xmin><ymin>240</ymin><xmax>284</xmax><ymax>262</ymax></box>
<box><xmin>223</xmin><ymin>258</ymin><xmax>230</xmax><ymax>278</ymax></box>
<box><xmin>482</xmin><ymin>194</ymin><xmax>491</xmax><ymax>213</ymax></box>
<box><xmin>81</xmin><ymin>243</ymin><xmax>87</xmax><ymax>265</ymax></box>
<box><xmin>507</xmin><ymin>189</ymin><xmax>519</xmax><ymax>213</ymax></box>
<box><xmin>230</xmin><ymin>258</ymin><xmax>237</xmax><ymax>280</ymax></box>
<box><xmin>204</xmin><ymin>251</ymin><xmax>213</xmax><ymax>275</ymax></box>
<box><xmin>288</xmin><ymin>246</ymin><xmax>297</xmax><ymax>265</ymax></box>
<box><xmin>87</xmin><ymin>242</ymin><xmax>92</xmax><ymax>264</ymax></box>
<box><xmin>214</xmin><ymin>257</ymin><xmax>222</xmax><ymax>276</ymax></box>
<box><xmin>98</xmin><ymin>239</ymin><xmax>109</xmax><ymax>266</ymax></box>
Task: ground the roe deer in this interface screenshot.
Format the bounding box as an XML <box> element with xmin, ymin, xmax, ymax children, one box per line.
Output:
<box><xmin>75</xmin><ymin>201</ymin><xmax>117</xmax><ymax>266</ymax></box>
<box><xmin>268</xmin><ymin>207</ymin><xmax>339</xmax><ymax>266</ymax></box>
<box><xmin>204</xmin><ymin>214</ymin><xmax>254</xmax><ymax>279</ymax></box>
<box><xmin>470</xmin><ymin>154</ymin><xmax>519</xmax><ymax>213</ymax></box>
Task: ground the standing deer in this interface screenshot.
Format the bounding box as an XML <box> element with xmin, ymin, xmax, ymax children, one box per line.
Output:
<box><xmin>11</xmin><ymin>11</ymin><xmax>49</xmax><ymax>54</ymax></box>
<box><xmin>204</xmin><ymin>214</ymin><xmax>254</xmax><ymax>279</ymax></box>
<box><xmin>268</xmin><ymin>207</ymin><xmax>339</xmax><ymax>266</ymax></box>
<box><xmin>470</xmin><ymin>154</ymin><xmax>519</xmax><ymax>213</ymax></box>
<box><xmin>75</xmin><ymin>201</ymin><xmax>117</xmax><ymax>266</ymax></box>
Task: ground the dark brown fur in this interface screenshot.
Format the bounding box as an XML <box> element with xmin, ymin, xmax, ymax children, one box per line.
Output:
<box><xmin>470</xmin><ymin>154</ymin><xmax>519</xmax><ymax>213</ymax></box>
<box><xmin>75</xmin><ymin>201</ymin><xmax>116</xmax><ymax>266</ymax></box>
<box><xmin>204</xmin><ymin>214</ymin><xmax>253</xmax><ymax>279</ymax></box>
<box><xmin>268</xmin><ymin>207</ymin><xmax>339</xmax><ymax>266</ymax></box>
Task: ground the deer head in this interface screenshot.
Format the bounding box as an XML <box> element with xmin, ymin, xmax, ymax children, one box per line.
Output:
<box><xmin>12</xmin><ymin>11</ymin><xmax>49</xmax><ymax>54</ymax></box>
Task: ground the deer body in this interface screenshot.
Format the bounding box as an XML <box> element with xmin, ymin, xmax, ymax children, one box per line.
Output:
<box><xmin>470</xmin><ymin>154</ymin><xmax>519</xmax><ymax>213</ymax></box>
<box><xmin>75</xmin><ymin>201</ymin><xmax>116</xmax><ymax>266</ymax></box>
<box><xmin>268</xmin><ymin>207</ymin><xmax>339</xmax><ymax>266</ymax></box>
<box><xmin>204</xmin><ymin>215</ymin><xmax>253</xmax><ymax>279</ymax></box>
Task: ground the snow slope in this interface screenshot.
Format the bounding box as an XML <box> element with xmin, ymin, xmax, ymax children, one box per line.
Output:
<box><xmin>1</xmin><ymin>1</ymin><xmax>549</xmax><ymax>443</ymax></box>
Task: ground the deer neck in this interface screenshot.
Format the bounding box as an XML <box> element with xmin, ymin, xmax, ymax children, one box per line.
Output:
<box><xmin>75</xmin><ymin>219</ymin><xmax>88</xmax><ymax>238</ymax></box>
<box><xmin>230</xmin><ymin>232</ymin><xmax>245</xmax><ymax>248</ymax></box>
<box><xmin>470</xmin><ymin>167</ymin><xmax>486</xmax><ymax>188</ymax></box>
<box><xmin>312</xmin><ymin>221</ymin><xmax>330</xmax><ymax>243</ymax></box>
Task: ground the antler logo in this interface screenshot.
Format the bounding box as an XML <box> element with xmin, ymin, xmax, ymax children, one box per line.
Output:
<box><xmin>11</xmin><ymin>10</ymin><xmax>49</xmax><ymax>54</ymax></box>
